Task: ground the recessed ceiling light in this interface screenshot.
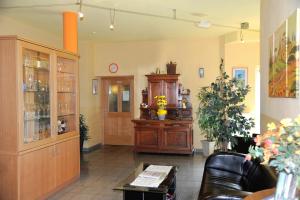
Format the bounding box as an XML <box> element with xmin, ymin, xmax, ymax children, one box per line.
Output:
<box><xmin>92</xmin><ymin>31</ymin><xmax>96</xmax><ymax>34</ymax></box>
<box><xmin>195</xmin><ymin>20</ymin><xmax>211</xmax><ymax>28</ymax></box>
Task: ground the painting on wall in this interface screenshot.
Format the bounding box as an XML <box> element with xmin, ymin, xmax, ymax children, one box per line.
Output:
<box><xmin>269</xmin><ymin>34</ymin><xmax>275</xmax><ymax>96</ymax></box>
<box><xmin>232</xmin><ymin>67</ymin><xmax>247</xmax><ymax>88</ymax></box>
<box><xmin>269</xmin><ymin>9</ymin><xmax>299</xmax><ymax>98</ymax></box>
<box><xmin>286</xmin><ymin>10</ymin><xmax>298</xmax><ymax>97</ymax></box>
<box><xmin>270</xmin><ymin>20</ymin><xmax>287</xmax><ymax>97</ymax></box>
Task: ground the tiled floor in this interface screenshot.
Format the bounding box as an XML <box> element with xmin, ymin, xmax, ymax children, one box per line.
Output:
<box><xmin>49</xmin><ymin>145</ymin><xmax>206</xmax><ymax>200</ymax></box>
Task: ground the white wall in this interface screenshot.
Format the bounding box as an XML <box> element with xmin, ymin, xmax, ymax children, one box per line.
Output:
<box><xmin>78</xmin><ymin>42</ymin><xmax>102</xmax><ymax>148</ymax></box>
<box><xmin>260</xmin><ymin>0</ymin><xmax>300</xmax><ymax>129</ymax></box>
<box><xmin>0</xmin><ymin>15</ymin><xmax>61</xmax><ymax>48</ymax></box>
<box><xmin>225</xmin><ymin>42</ymin><xmax>260</xmax><ymax>113</ymax></box>
<box><xmin>93</xmin><ymin>38</ymin><xmax>221</xmax><ymax>148</ymax></box>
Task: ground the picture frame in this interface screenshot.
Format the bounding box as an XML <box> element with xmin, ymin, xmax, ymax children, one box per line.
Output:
<box><xmin>199</xmin><ymin>67</ymin><xmax>204</xmax><ymax>78</ymax></box>
<box><xmin>92</xmin><ymin>79</ymin><xmax>98</xmax><ymax>95</ymax></box>
<box><xmin>232</xmin><ymin>67</ymin><xmax>248</xmax><ymax>88</ymax></box>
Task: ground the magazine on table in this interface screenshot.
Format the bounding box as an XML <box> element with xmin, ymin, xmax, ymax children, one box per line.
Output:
<box><xmin>130</xmin><ymin>165</ymin><xmax>173</xmax><ymax>188</ymax></box>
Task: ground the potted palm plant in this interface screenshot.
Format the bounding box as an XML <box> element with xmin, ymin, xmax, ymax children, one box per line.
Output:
<box><xmin>80</xmin><ymin>114</ymin><xmax>89</xmax><ymax>152</ymax></box>
<box><xmin>197</xmin><ymin>59</ymin><xmax>254</xmax><ymax>151</ymax></box>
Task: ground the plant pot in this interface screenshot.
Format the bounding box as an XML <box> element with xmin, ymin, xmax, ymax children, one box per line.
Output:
<box><xmin>158</xmin><ymin>115</ymin><xmax>166</xmax><ymax>120</ymax></box>
<box><xmin>80</xmin><ymin>136</ymin><xmax>84</xmax><ymax>153</ymax></box>
<box><xmin>202</xmin><ymin>140</ymin><xmax>215</xmax><ymax>157</ymax></box>
<box><xmin>220</xmin><ymin>141</ymin><xmax>229</xmax><ymax>152</ymax></box>
<box><xmin>275</xmin><ymin>172</ymin><xmax>298</xmax><ymax>200</ymax></box>
<box><xmin>166</xmin><ymin>63</ymin><xmax>176</xmax><ymax>74</ymax></box>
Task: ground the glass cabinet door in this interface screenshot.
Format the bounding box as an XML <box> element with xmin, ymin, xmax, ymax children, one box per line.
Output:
<box><xmin>23</xmin><ymin>48</ymin><xmax>51</xmax><ymax>143</ymax></box>
<box><xmin>57</xmin><ymin>57</ymin><xmax>76</xmax><ymax>135</ymax></box>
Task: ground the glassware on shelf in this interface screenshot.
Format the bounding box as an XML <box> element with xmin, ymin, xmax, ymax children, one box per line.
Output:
<box><xmin>23</xmin><ymin>49</ymin><xmax>51</xmax><ymax>144</ymax></box>
<box><xmin>24</xmin><ymin>53</ymin><xmax>30</xmax><ymax>67</ymax></box>
<box><xmin>57</xmin><ymin>119</ymin><xmax>67</xmax><ymax>134</ymax></box>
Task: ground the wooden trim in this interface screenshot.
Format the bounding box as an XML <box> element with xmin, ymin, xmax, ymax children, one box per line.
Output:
<box><xmin>82</xmin><ymin>143</ymin><xmax>102</xmax><ymax>153</ymax></box>
<box><xmin>0</xmin><ymin>35</ymin><xmax>78</xmax><ymax>57</ymax></box>
<box><xmin>19</xmin><ymin>135</ymin><xmax>79</xmax><ymax>155</ymax></box>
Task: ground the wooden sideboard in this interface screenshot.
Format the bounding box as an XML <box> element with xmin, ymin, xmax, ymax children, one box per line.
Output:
<box><xmin>132</xmin><ymin>119</ymin><xmax>193</xmax><ymax>154</ymax></box>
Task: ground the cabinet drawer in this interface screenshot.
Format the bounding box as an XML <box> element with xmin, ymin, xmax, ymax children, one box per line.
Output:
<box><xmin>135</xmin><ymin>122</ymin><xmax>160</xmax><ymax>128</ymax></box>
<box><xmin>164</xmin><ymin>123</ymin><xmax>190</xmax><ymax>129</ymax></box>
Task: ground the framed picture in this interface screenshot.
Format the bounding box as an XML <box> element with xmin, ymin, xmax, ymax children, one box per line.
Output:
<box><xmin>199</xmin><ymin>67</ymin><xmax>204</xmax><ymax>78</ymax></box>
<box><xmin>268</xmin><ymin>9</ymin><xmax>299</xmax><ymax>98</ymax></box>
<box><xmin>232</xmin><ymin>67</ymin><xmax>248</xmax><ymax>88</ymax></box>
<box><xmin>92</xmin><ymin>79</ymin><xmax>98</xmax><ymax>95</ymax></box>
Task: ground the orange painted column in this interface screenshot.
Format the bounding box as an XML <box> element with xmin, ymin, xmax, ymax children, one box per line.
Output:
<box><xmin>63</xmin><ymin>12</ymin><xmax>78</xmax><ymax>53</ymax></box>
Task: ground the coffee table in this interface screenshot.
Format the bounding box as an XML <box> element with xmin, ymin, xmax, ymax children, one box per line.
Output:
<box><xmin>120</xmin><ymin>163</ymin><xmax>177</xmax><ymax>200</ymax></box>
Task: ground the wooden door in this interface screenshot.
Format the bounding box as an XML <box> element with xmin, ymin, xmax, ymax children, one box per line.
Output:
<box><xmin>56</xmin><ymin>138</ymin><xmax>80</xmax><ymax>187</ymax></box>
<box><xmin>20</xmin><ymin>146</ymin><xmax>56</xmax><ymax>200</ymax></box>
<box><xmin>102</xmin><ymin>76</ymin><xmax>134</xmax><ymax>145</ymax></box>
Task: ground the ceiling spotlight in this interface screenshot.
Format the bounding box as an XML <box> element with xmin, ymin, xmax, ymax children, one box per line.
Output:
<box><xmin>109</xmin><ymin>8</ymin><xmax>115</xmax><ymax>31</ymax></box>
<box><xmin>77</xmin><ymin>0</ymin><xmax>84</xmax><ymax>20</ymax></box>
<box><xmin>109</xmin><ymin>24</ymin><xmax>114</xmax><ymax>31</ymax></box>
<box><xmin>78</xmin><ymin>11</ymin><xmax>84</xmax><ymax>20</ymax></box>
<box><xmin>195</xmin><ymin>20</ymin><xmax>211</xmax><ymax>28</ymax></box>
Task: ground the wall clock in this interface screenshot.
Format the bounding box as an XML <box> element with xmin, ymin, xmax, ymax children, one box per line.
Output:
<box><xmin>109</xmin><ymin>63</ymin><xmax>118</xmax><ymax>73</ymax></box>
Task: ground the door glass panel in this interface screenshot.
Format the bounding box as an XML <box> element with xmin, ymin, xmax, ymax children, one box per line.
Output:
<box><xmin>23</xmin><ymin>48</ymin><xmax>51</xmax><ymax>143</ymax></box>
<box><xmin>109</xmin><ymin>84</ymin><xmax>118</xmax><ymax>112</ymax></box>
<box><xmin>122</xmin><ymin>85</ymin><xmax>130</xmax><ymax>112</ymax></box>
<box><xmin>57</xmin><ymin>57</ymin><xmax>76</xmax><ymax>135</ymax></box>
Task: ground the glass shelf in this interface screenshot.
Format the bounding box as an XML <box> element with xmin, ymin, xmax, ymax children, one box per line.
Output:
<box><xmin>58</xmin><ymin>113</ymin><xmax>75</xmax><ymax>117</ymax></box>
<box><xmin>57</xmin><ymin>57</ymin><xmax>76</xmax><ymax>135</ymax></box>
<box><xmin>23</xmin><ymin>48</ymin><xmax>51</xmax><ymax>144</ymax></box>
<box><xmin>57</xmin><ymin>91</ymin><xmax>75</xmax><ymax>93</ymax></box>
<box><xmin>24</xmin><ymin>65</ymin><xmax>49</xmax><ymax>72</ymax></box>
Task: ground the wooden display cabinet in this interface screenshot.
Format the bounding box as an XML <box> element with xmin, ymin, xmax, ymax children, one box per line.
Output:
<box><xmin>0</xmin><ymin>36</ymin><xmax>80</xmax><ymax>199</ymax></box>
<box><xmin>146</xmin><ymin>74</ymin><xmax>179</xmax><ymax>107</ymax></box>
<box><xmin>134</xmin><ymin>74</ymin><xmax>193</xmax><ymax>154</ymax></box>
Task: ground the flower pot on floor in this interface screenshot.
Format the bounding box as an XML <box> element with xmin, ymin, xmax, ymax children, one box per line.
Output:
<box><xmin>202</xmin><ymin>140</ymin><xmax>215</xmax><ymax>157</ymax></box>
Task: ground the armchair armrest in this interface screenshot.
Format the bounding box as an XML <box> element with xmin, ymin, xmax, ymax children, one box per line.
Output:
<box><xmin>204</xmin><ymin>152</ymin><xmax>248</xmax><ymax>176</ymax></box>
<box><xmin>198</xmin><ymin>187</ymin><xmax>252</xmax><ymax>200</ymax></box>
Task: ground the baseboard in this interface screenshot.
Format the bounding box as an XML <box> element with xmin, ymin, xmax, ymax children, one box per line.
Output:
<box><xmin>82</xmin><ymin>143</ymin><xmax>102</xmax><ymax>153</ymax></box>
<box><xmin>194</xmin><ymin>148</ymin><xmax>203</xmax><ymax>154</ymax></box>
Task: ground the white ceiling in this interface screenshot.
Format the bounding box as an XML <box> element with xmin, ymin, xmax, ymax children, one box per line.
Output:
<box><xmin>0</xmin><ymin>0</ymin><xmax>260</xmax><ymax>42</ymax></box>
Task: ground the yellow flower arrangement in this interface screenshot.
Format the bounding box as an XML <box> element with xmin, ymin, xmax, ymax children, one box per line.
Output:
<box><xmin>247</xmin><ymin>115</ymin><xmax>300</xmax><ymax>176</ymax></box>
<box><xmin>154</xmin><ymin>95</ymin><xmax>167</xmax><ymax>116</ymax></box>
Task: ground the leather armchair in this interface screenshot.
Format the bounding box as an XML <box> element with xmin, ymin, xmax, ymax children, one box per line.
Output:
<box><xmin>198</xmin><ymin>152</ymin><xmax>277</xmax><ymax>200</ymax></box>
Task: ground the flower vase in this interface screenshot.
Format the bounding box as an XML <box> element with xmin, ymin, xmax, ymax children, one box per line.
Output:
<box><xmin>275</xmin><ymin>172</ymin><xmax>298</xmax><ymax>200</ymax></box>
<box><xmin>158</xmin><ymin>115</ymin><xmax>166</xmax><ymax>120</ymax></box>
